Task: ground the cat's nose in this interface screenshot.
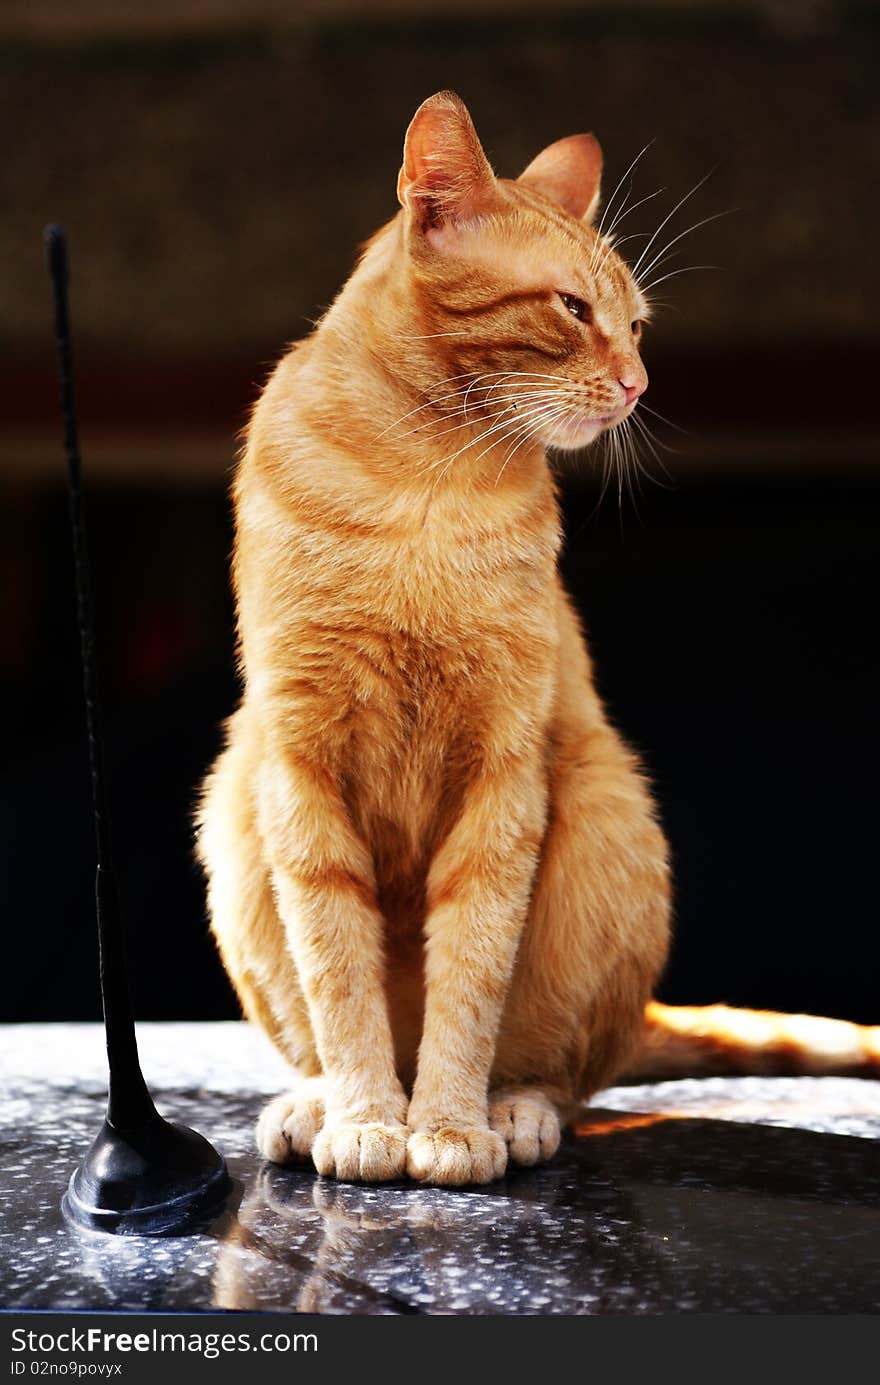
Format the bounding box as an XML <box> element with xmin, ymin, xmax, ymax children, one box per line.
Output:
<box><xmin>618</xmin><ymin>372</ymin><xmax>647</xmax><ymax>408</ymax></box>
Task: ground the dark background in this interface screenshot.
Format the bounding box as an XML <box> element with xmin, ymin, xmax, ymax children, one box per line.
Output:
<box><xmin>2</xmin><ymin>0</ymin><xmax>877</xmax><ymax>1025</ymax></box>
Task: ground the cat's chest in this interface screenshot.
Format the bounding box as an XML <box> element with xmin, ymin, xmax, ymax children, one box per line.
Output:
<box><xmin>344</xmin><ymin>619</ymin><xmax>509</xmax><ymax>769</ymax></box>
<box><xmin>337</xmin><ymin>585</ymin><xmax>557</xmax><ymax>865</ymax></box>
<box><xmin>366</xmin><ymin>493</ymin><xmax>561</xmax><ymax>633</ymax></box>
<box><xmin>275</xmin><ymin>483</ymin><xmax>561</xmax><ymax>850</ymax></box>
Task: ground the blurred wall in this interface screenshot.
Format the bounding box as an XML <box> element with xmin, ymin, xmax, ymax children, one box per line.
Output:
<box><xmin>2</xmin><ymin>0</ymin><xmax>879</xmax><ymax>476</ymax></box>
<box><xmin>4</xmin><ymin>7</ymin><xmax>878</xmax><ymax>357</ymax></box>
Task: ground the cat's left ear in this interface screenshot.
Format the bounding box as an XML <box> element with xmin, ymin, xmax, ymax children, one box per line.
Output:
<box><xmin>517</xmin><ymin>134</ymin><xmax>603</xmax><ymax>222</ymax></box>
<box><xmin>398</xmin><ymin>91</ymin><xmax>498</xmax><ymax>234</ymax></box>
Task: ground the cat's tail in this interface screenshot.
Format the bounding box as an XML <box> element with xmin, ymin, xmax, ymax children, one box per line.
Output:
<box><xmin>623</xmin><ymin>1001</ymin><xmax>880</xmax><ymax>1082</ymax></box>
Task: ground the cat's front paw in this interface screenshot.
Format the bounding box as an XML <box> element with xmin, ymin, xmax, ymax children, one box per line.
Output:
<box><xmin>256</xmin><ymin>1079</ymin><xmax>327</xmax><ymax>1164</ymax></box>
<box><xmin>406</xmin><ymin>1127</ymin><xmax>507</xmax><ymax>1186</ymax></box>
<box><xmin>312</xmin><ymin>1121</ymin><xmax>408</xmax><ymax>1183</ymax></box>
<box><xmin>489</xmin><ymin>1087</ymin><xmax>562</xmax><ymax>1167</ymax></box>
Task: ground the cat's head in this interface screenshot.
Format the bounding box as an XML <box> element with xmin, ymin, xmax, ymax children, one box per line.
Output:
<box><xmin>393</xmin><ymin>91</ymin><xmax>649</xmax><ymax>453</ymax></box>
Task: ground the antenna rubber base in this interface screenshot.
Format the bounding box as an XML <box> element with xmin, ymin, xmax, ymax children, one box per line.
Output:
<box><xmin>62</xmin><ymin>1114</ymin><xmax>231</xmax><ymax>1237</ymax></box>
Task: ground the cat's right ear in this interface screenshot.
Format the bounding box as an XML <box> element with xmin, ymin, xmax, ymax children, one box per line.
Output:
<box><xmin>518</xmin><ymin>134</ymin><xmax>603</xmax><ymax>222</ymax></box>
<box><xmin>398</xmin><ymin>92</ymin><xmax>497</xmax><ymax>239</ymax></box>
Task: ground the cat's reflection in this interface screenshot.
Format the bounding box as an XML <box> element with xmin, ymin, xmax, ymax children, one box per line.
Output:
<box><xmin>212</xmin><ymin>1145</ymin><xmax>672</xmax><ymax>1314</ymax></box>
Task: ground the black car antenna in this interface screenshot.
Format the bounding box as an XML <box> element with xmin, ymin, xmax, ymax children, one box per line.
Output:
<box><xmin>45</xmin><ymin>223</ymin><xmax>231</xmax><ymax>1235</ymax></box>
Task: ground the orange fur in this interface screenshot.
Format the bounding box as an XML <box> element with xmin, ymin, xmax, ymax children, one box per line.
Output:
<box><xmin>197</xmin><ymin>91</ymin><xmax>672</xmax><ymax>1186</ymax></box>
<box><xmin>631</xmin><ymin>1002</ymin><xmax>880</xmax><ymax>1080</ymax></box>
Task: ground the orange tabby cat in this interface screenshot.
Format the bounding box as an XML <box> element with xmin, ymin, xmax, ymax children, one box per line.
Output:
<box><xmin>197</xmin><ymin>92</ymin><xmax>878</xmax><ymax>1187</ymax></box>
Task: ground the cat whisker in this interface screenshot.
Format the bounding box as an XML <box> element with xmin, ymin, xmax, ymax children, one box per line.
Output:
<box><xmin>457</xmin><ymin>372</ymin><xmax>562</xmax><ymax>420</ymax></box>
<box><xmin>606</xmin><ymin>186</ymin><xmax>666</xmax><ymax>238</ymax></box>
<box><xmin>593</xmin><ymin>224</ymin><xmax>629</xmax><ymax>281</ymax></box>
<box><xmin>632</xmin><ymin>419</ymin><xmax>669</xmax><ymax>494</ymax></box>
<box><xmin>402</xmin><ymin>390</ymin><xmax>567</xmax><ymax>446</ymax></box>
<box><xmin>462</xmin><ymin>371</ymin><xmax>524</xmax><ymax>420</ymax></box>
<box><xmin>431</xmin><ymin>404</ymin><xmax>556</xmax><ymax>489</ymax></box>
<box><xmin>594</xmin><ymin>217</ymin><xmax>658</xmax><ymax>282</ymax></box>
<box><xmin>424</xmin><ymin>394</ymin><xmax>571</xmax><ymax>477</ymax></box>
<box><xmin>640</xmin><ymin>297</ymin><xmax>680</xmax><ymax>319</ymax></box>
<box><xmin>463</xmin><ymin>396</ymin><xmax>579</xmax><ymax>470</ymax></box>
<box><xmin>608</xmin><ymin>230</ymin><xmax>652</xmax><ymax>252</ymax></box>
<box><xmin>596</xmin><ymin>431</ymin><xmax>615</xmax><ymax>510</ymax></box>
<box><xmin>592</xmin><ymin>140</ymin><xmax>656</xmax><ymax>268</ymax></box>
<box><xmin>494</xmin><ymin>416</ymin><xmax>562</xmax><ymax>487</ymax></box>
<box><xmin>373</xmin><ymin>384</ymin><xmax>481</xmax><ymax>441</ymax></box>
<box><xmin>568</xmin><ymin>419</ymin><xmax>621</xmax><ymax>535</ymax></box>
<box><xmin>602</xmin><ymin>188</ymin><xmax>633</xmax><ymax>247</ymax></box>
<box><xmin>493</xmin><ymin>403</ymin><xmax>573</xmax><ymax>485</ymax></box>
<box><xmin>595</xmin><ymin>182</ymin><xmax>664</xmax><ymax>280</ymax></box>
<box><xmin>618</xmin><ymin>422</ymin><xmax>648</xmax><ymax>527</ymax></box>
<box><xmin>628</xmin><ymin>410</ymin><xmax>674</xmax><ymax>473</ymax></box>
<box><xmin>378</xmin><ymin>371</ymin><xmax>603</xmax><ymax>446</ymax></box>
<box><xmin>639</xmin><ymin>264</ymin><xmax>718</xmax><ymax>295</ymax></box>
<box><xmin>630</xmin><ymin>169</ymin><xmax>715</xmax><ymax>280</ymax></box>
<box><xmin>604</xmin><ymin>419</ymin><xmax>639</xmax><ymax>524</ymax></box>
<box><xmin>619</xmin><ymin>411</ymin><xmax>675</xmax><ymax>490</ymax></box>
<box><xmin>595</xmin><ymin>191</ymin><xmax>656</xmax><ymax>277</ymax></box>
<box><xmin>619</xmin><ymin>424</ymin><xmax>642</xmax><ymax>512</ymax></box>
<box><xmin>622</xmin><ymin>415</ymin><xmax>661</xmax><ymax>491</ymax></box>
<box><xmin>499</xmin><ymin>408</ymin><xmax>556</xmax><ymax>466</ymax></box>
<box><xmin>604</xmin><ymin>182</ymin><xmax>635</xmax><ymax>243</ymax></box>
<box><xmin>608</xmin><ymin>425</ymin><xmax>624</xmax><ymax>517</ymax></box>
<box><xmin>426</xmin><ymin>371</ymin><xmax>586</xmax><ymax>430</ymax></box>
<box><xmin>636</xmin><ymin>401</ymin><xmax>689</xmax><ymax>436</ymax></box>
<box><xmin>374</xmin><ymin>373</ymin><xmax>551</xmax><ymax>440</ymax></box>
<box><xmin>635</xmin><ymin>209</ymin><xmax>732</xmax><ymax>287</ymax></box>
<box><xmin>591</xmin><ymin>237</ymin><xmax>616</xmax><ymax>282</ymax></box>
<box><xmin>463</xmin><ymin>389</ymin><xmax>567</xmax><ymax>430</ymax></box>
<box><xmin>429</xmin><ymin>369</ymin><xmax>581</xmax><ymax>409</ymax></box>
<box><xmin>483</xmin><ymin>413</ymin><xmax>550</xmax><ymax>484</ymax></box>
<box><xmin>431</xmin><ymin>368</ymin><xmax>576</xmax><ymax>392</ymax></box>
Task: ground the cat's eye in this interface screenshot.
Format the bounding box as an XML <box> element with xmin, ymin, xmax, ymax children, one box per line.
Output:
<box><xmin>631</xmin><ymin>320</ymin><xmax>642</xmax><ymax>337</ymax></box>
<box><xmin>559</xmin><ymin>293</ymin><xmax>590</xmax><ymax>323</ymax></box>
